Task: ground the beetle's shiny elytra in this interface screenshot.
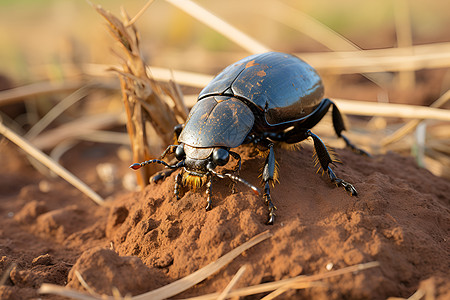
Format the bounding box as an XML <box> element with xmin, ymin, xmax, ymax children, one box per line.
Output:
<box><xmin>131</xmin><ymin>52</ymin><xmax>369</xmax><ymax>225</ymax></box>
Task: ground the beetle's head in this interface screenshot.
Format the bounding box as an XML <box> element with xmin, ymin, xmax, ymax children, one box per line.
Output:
<box><xmin>175</xmin><ymin>143</ymin><xmax>229</xmax><ymax>175</ymax></box>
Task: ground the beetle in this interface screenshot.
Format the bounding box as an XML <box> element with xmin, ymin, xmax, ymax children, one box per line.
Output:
<box><xmin>131</xmin><ymin>52</ymin><xmax>368</xmax><ymax>224</ymax></box>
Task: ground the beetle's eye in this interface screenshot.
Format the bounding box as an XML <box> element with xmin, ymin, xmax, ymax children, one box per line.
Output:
<box><xmin>212</xmin><ymin>148</ymin><xmax>229</xmax><ymax>166</ymax></box>
<box><xmin>175</xmin><ymin>144</ymin><xmax>185</xmax><ymax>161</ymax></box>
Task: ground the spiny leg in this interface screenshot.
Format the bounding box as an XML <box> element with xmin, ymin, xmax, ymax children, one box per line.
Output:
<box><xmin>205</xmin><ymin>177</ymin><xmax>212</xmax><ymax>211</ymax></box>
<box><xmin>262</xmin><ymin>143</ymin><xmax>277</xmax><ymax>225</ymax></box>
<box><xmin>174</xmin><ymin>171</ymin><xmax>183</xmax><ymax>200</ymax></box>
<box><xmin>307</xmin><ymin>130</ymin><xmax>357</xmax><ymax>196</ymax></box>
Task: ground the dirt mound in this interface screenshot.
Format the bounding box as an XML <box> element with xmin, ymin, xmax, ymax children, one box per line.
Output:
<box><xmin>1</xmin><ymin>143</ymin><xmax>449</xmax><ymax>299</ymax></box>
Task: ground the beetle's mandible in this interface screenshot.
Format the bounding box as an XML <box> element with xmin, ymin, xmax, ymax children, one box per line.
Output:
<box><xmin>131</xmin><ymin>52</ymin><xmax>369</xmax><ymax>225</ymax></box>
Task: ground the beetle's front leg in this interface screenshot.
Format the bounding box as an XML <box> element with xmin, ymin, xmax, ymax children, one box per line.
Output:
<box><xmin>148</xmin><ymin>144</ymin><xmax>179</xmax><ymax>183</ymax></box>
<box><xmin>307</xmin><ymin>130</ymin><xmax>357</xmax><ymax>196</ymax></box>
<box><xmin>262</xmin><ymin>144</ymin><xmax>277</xmax><ymax>225</ymax></box>
<box><xmin>174</xmin><ymin>171</ymin><xmax>183</xmax><ymax>200</ymax></box>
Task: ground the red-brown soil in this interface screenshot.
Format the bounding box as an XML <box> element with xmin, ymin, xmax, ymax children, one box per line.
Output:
<box><xmin>0</xmin><ymin>138</ymin><xmax>449</xmax><ymax>300</ymax></box>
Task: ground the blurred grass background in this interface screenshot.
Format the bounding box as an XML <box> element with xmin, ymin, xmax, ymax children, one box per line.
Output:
<box><xmin>0</xmin><ymin>0</ymin><xmax>449</xmax><ymax>190</ymax></box>
<box><xmin>1</xmin><ymin>0</ymin><xmax>450</xmax><ymax>80</ymax></box>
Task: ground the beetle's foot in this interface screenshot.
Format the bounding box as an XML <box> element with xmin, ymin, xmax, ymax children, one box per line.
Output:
<box><xmin>205</xmin><ymin>201</ymin><xmax>212</xmax><ymax>211</ymax></box>
<box><xmin>264</xmin><ymin>193</ymin><xmax>277</xmax><ymax>225</ymax></box>
<box><xmin>327</xmin><ymin>167</ymin><xmax>357</xmax><ymax>196</ymax></box>
<box><xmin>266</xmin><ymin>204</ymin><xmax>277</xmax><ymax>225</ymax></box>
<box><xmin>334</xmin><ymin>178</ymin><xmax>357</xmax><ymax>196</ymax></box>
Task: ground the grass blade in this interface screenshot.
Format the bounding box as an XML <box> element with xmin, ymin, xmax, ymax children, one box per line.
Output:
<box><xmin>0</xmin><ymin>122</ymin><xmax>105</xmax><ymax>206</ymax></box>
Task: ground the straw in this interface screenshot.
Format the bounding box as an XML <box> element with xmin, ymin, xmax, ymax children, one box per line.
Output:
<box><xmin>39</xmin><ymin>231</ymin><xmax>272</xmax><ymax>300</ymax></box>
<box><xmin>216</xmin><ymin>265</ymin><xmax>247</xmax><ymax>300</ymax></box>
<box><xmin>0</xmin><ymin>122</ymin><xmax>105</xmax><ymax>206</ymax></box>
<box><xmin>165</xmin><ymin>0</ymin><xmax>270</xmax><ymax>54</ymax></box>
<box><xmin>393</xmin><ymin>0</ymin><xmax>415</xmax><ymax>89</ymax></box>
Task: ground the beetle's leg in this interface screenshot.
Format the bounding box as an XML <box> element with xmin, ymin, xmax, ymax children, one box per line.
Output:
<box><xmin>328</xmin><ymin>100</ymin><xmax>370</xmax><ymax>156</ymax></box>
<box><xmin>151</xmin><ymin>123</ymin><xmax>184</xmax><ymax>182</ymax></box>
<box><xmin>229</xmin><ymin>151</ymin><xmax>242</xmax><ymax>193</ymax></box>
<box><xmin>139</xmin><ymin>144</ymin><xmax>178</xmax><ymax>183</ymax></box>
<box><xmin>160</xmin><ymin>144</ymin><xmax>178</xmax><ymax>160</ymax></box>
<box><xmin>174</xmin><ymin>170</ymin><xmax>184</xmax><ymax>200</ymax></box>
<box><xmin>307</xmin><ymin>130</ymin><xmax>357</xmax><ymax>196</ymax></box>
<box><xmin>205</xmin><ymin>176</ymin><xmax>213</xmax><ymax>210</ymax></box>
<box><xmin>262</xmin><ymin>143</ymin><xmax>278</xmax><ymax>225</ymax></box>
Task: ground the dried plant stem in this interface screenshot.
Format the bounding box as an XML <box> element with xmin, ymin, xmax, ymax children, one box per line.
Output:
<box><xmin>165</xmin><ymin>0</ymin><xmax>270</xmax><ymax>54</ymax></box>
<box><xmin>0</xmin><ymin>122</ymin><xmax>104</xmax><ymax>206</ymax></box>
<box><xmin>394</xmin><ymin>0</ymin><xmax>415</xmax><ymax>89</ymax></box>
<box><xmin>297</xmin><ymin>42</ymin><xmax>450</xmax><ymax>74</ymax></box>
<box><xmin>264</xmin><ymin>1</ymin><xmax>389</xmax><ymax>87</ymax></box>
<box><xmin>133</xmin><ymin>231</ymin><xmax>272</xmax><ymax>300</ymax></box>
<box><xmin>381</xmin><ymin>89</ymin><xmax>450</xmax><ymax>146</ymax></box>
<box><xmin>0</xmin><ymin>263</ymin><xmax>16</xmax><ymax>286</ymax></box>
<box><xmin>25</xmin><ymin>85</ymin><xmax>92</xmax><ymax>140</ymax></box>
<box><xmin>75</xmin><ymin>271</ymin><xmax>102</xmax><ymax>298</ymax></box>
<box><xmin>216</xmin><ymin>265</ymin><xmax>247</xmax><ymax>300</ymax></box>
<box><xmin>38</xmin><ymin>284</ymin><xmax>99</xmax><ymax>300</ymax></box>
<box><xmin>30</xmin><ymin>113</ymin><xmax>123</xmax><ymax>151</ymax></box>
<box><xmin>0</xmin><ymin>81</ymin><xmax>85</xmax><ymax>106</ymax></box>
<box><xmin>182</xmin><ymin>95</ymin><xmax>450</xmax><ymax>122</ymax></box>
<box><xmin>39</xmin><ymin>231</ymin><xmax>271</xmax><ymax>300</ymax></box>
<box><xmin>185</xmin><ymin>261</ymin><xmax>380</xmax><ymax>300</ymax></box>
<box><xmin>125</xmin><ymin>0</ymin><xmax>155</xmax><ymax>27</ymax></box>
<box><xmin>334</xmin><ymin>99</ymin><xmax>450</xmax><ymax>122</ymax></box>
<box><xmin>94</xmin><ymin>3</ymin><xmax>185</xmax><ymax>187</ymax></box>
<box><xmin>259</xmin><ymin>282</ymin><xmax>322</xmax><ymax>300</ymax></box>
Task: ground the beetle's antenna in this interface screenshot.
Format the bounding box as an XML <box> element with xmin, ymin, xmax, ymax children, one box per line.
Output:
<box><xmin>130</xmin><ymin>160</ymin><xmax>184</xmax><ymax>170</ymax></box>
<box><xmin>208</xmin><ymin>168</ymin><xmax>260</xmax><ymax>196</ymax></box>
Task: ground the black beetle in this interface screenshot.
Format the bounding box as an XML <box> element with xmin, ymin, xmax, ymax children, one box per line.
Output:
<box><xmin>131</xmin><ymin>52</ymin><xmax>368</xmax><ymax>224</ymax></box>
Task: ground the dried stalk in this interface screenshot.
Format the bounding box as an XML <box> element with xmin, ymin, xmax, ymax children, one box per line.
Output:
<box><xmin>39</xmin><ymin>231</ymin><xmax>272</xmax><ymax>300</ymax></box>
<box><xmin>216</xmin><ymin>265</ymin><xmax>247</xmax><ymax>300</ymax></box>
<box><xmin>93</xmin><ymin>4</ymin><xmax>186</xmax><ymax>188</ymax></box>
<box><xmin>0</xmin><ymin>122</ymin><xmax>104</xmax><ymax>206</ymax></box>
<box><xmin>165</xmin><ymin>0</ymin><xmax>270</xmax><ymax>54</ymax></box>
<box><xmin>30</xmin><ymin>113</ymin><xmax>123</xmax><ymax>151</ymax></box>
<box><xmin>133</xmin><ymin>231</ymin><xmax>272</xmax><ymax>300</ymax></box>
<box><xmin>393</xmin><ymin>0</ymin><xmax>415</xmax><ymax>89</ymax></box>
<box><xmin>381</xmin><ymin>89</ymin><xmax>450</xmax><ymax>146</ymax></box>
<box><xmin>184</xmin><ymin>261</ymin><xmax>380</xmax><ymax>300</ymax></box>
<box><xmin>0</xmin><ymin>81</ymin><xmax>86</xmax><ymax>106</ymax></box>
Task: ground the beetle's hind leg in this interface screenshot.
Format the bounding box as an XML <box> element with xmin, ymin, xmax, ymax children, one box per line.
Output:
<box><xmin>329</xmin><ymin>100</ymin><xmax>370</xmax><ymax>156</ymax></box>
<box><xmin>307</xmin><ymin>130</ymin><xmax>357</xmax><ymax>196</ymax></box>
<box><xmin>262</xmin><ymin>143</ymin><xmax>278</xmax><ymax>225</ymax></box>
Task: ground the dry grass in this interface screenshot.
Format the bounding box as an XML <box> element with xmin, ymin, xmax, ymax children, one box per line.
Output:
<box><xmin>0</xmin><ymin>121</ymin><xmax>104</xmax><ymax>205</ymax></box>
<box><xmin>39</xmin><ymin>230</ymin><xmax>381</xmax><ymax>300</ymax></box>
<box><xmin>0</xmin><ymin>0</ymin><xmax>449</xmax><ymax>298</ymax></box>
<box><xmin>93</xmin><ymin>3</ymin><xmax>187</xmax><ymax>188</ymax></box>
